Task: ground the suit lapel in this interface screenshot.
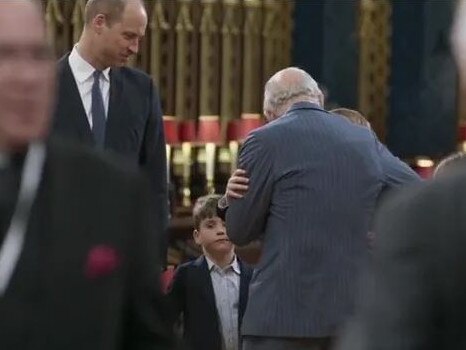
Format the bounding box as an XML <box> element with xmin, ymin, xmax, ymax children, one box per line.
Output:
<box><xmin>105</xmin><ymin>68</ymin><xmax>124</xmax><ymax>147</ymax></box>
<box><xmin>238</xmin><ymin>259</ymin><xmax>252</xmax><ymax>327</ymax></box>
<box><xmin>193</xmin><ymin>256</ymin><xmax>223</xmax><ymax>347</ymax></box>
<box><xmin>193</xmin><ymin>256</ymin><xmax>217</xmax><ymax>306</ymax></box>
<box><xmin>56</xmin><ymin>56</ymin><xmax>94</xmax><ymax>143</ymax></box>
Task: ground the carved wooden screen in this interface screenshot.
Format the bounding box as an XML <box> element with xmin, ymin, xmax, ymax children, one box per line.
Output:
<box><xmin>358</xmin><ymin>0</ymin><xmax>391</xmax><ymax>140</ymax></box>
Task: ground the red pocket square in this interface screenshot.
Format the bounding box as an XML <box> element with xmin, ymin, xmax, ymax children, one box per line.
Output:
<box><xmin>161</xmin><ymin>267</ymin><xmax>175</xmax><ymax>294</ymax></box>
<box><xmin>85</xmin><ymin>245</ymin><xmax>121</xmax><ymax>280</ymax></box>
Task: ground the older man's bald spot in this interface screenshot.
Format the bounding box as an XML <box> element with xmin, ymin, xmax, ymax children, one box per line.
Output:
<box><xmin>263</xmin><ymin>67</ymin><xmax>323</xmax><ymax>121</ymax></box>
<box><xmin>268</xmin><ymin>67</ymin><xmax>318</xmax><ymax>90</ymax></box>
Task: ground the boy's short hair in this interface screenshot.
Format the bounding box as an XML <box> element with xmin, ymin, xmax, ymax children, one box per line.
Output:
<box><xmin>192</xmin><ymin>194</ymin><xmax>222</xmax><ymax>230</ymax></box>
<box><xmin>330</xmin><ymin>108</ymin><xmax>371</xmax><ymax>129</ymax></box>
<box><xmin>434</xmin><ymin>151</ymin><xmax>466</xmax><ymax>177</ymax></box>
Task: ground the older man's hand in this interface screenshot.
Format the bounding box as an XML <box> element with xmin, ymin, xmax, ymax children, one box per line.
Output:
<box><xmin>227</xmin><ymin>168</ymin><xmax>249</xmax><ymax>199</ymax></box>
<box><xmin>218</xmin><ymin>169</ymin><xmax>250</xmax><ymax>209</ymax></box>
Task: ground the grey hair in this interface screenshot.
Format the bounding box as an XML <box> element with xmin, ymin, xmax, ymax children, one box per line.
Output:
<box><xmin>264</xmin><ymin>67</ymin><xmax>322</xmax><ymax>113</ymax></box>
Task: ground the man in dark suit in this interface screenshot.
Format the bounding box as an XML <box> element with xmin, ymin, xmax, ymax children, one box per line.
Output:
<box><xmin>52</xmin><ymin>0</ymin><xmax>168</xmax><ymax>264</ymax></box>
<box><xmin>0</xmin><ymin>1</ymin><xmax>173</xmax><ymax>349</ymax></box>
<box><xmin>224</xmin><ymin>67</ymin><xmax>420</xmax><ymax>350</ymax></box>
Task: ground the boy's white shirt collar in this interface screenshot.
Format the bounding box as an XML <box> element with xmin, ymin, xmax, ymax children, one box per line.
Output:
<box><xmin>205</xmin><ymin>254</ymin><xmax>241</xmax><ymax>274</ymax></box>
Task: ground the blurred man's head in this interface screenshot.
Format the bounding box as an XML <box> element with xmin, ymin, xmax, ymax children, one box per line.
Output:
<box><xmin>263</xmin><ymin>67</ymin><xmax>323</xmax><ymax>122</ymax></box>
<box><xmin>434</xmin><ymin>151</ymin><xmax>466</xmax><ymax>178</ymax></box>
<box><xmin>0</xmin><ymin>0</ymin><xmax>55</xmax><ymax>152</ymax></box>
<box><xmin>81</xmin><ymin>0</ymin><xmax>147</xmax><ymax>69</ymax></box>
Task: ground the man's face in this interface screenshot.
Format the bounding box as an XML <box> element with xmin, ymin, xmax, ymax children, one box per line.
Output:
<box><xmin>96</xmin><ymin>1</ymin><xmax>147</xmax><ymax>68</ymax></box>
<box><xmin>0</xmin><ymin>1</ymin><xmax>55</xmax><ymax>150</ymax></box>
<box><xmin>194</xmin><ymin>216</ymin><xmax>234</xmax><ymax>255</ymax></box>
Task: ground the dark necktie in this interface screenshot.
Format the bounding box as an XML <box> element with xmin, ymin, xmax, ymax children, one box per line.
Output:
<box><xmin>91</xmin><ymin>70</ymin><xmax>106</xmax><ymax>148</ymax></box>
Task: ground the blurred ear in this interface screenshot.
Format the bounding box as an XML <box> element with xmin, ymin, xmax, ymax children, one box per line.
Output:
<box><xmin>93</xmin><ymin>14</ymin><xmax>107</xmax><ymax>34</ymax></box>
<box><xmin>193</xmin><ymin>229</ymin><xmax>202</xmax><ymax>245</ymax></box>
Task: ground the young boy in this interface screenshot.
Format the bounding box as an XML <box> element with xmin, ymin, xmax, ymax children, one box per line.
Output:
<box><xmin>167</xmin><ymin>194</ymin><xmax>253</xmax><ymax>350</ymax></box>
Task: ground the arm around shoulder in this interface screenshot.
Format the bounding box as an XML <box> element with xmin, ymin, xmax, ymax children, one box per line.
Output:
<box><xmin>226</xmin><ymin>133</ymin><xmax>274</xmax><ymax>246</ymax></box>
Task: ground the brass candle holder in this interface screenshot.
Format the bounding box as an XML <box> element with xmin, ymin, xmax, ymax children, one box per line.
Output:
<box><xmin>198</xmin><ymin>115</ymin><xmax>222</xmax><ymax>194</ymax></box>
<box><xmin>178</xmin><ymin>120</ymin><xmax>197</xmax><ymax>207</ymax></box>
<box><xmin>162</xmin><ymin>116</ymin><xmax>179</xmax><ymax>182</ymax></box>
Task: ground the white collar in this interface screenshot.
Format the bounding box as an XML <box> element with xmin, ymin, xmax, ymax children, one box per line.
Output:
<box><xmin>206</xmin><ymin>255</ymin><xmax>241</xmax><ymax>274</ymax></box>
<box><xmin>69</xmin><ymin>45</ymin><xmax>110</xmax><ymax>83</ymax></box>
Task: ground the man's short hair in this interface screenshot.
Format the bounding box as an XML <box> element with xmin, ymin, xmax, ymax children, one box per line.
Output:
<box><xmin>330</xmin><ymin>108</ymin><xmax>371</xmax><ymax>129</ymax></box>
<box><xmin>192</xmin><ymin>194</ymin><xmax>222</xmax><ymax>230</ymax></box>
<box><xmin>434</xmin><ymin>151</ymin><xmax>466</xmax><ymax>177</ymax></box>
<box><xmin>84</xmin><ymin>0</ymin><xmax>141</xmax><ymax>26</ymax></box>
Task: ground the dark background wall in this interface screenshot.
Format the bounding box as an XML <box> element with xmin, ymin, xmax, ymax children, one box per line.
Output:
<box><xmin>293</xmin><ymin>0</ymin><xmax>358</xmax><ymax>109</ymax></box>
<box><xmin>292</xmin><ymin>0</ymin><xmax>458</xmax><ymax>158</ymax></box>
<box><xmin>388</xmin><ymin>0</ymin><xmax>457</xmax><ymax>158</ymax></box>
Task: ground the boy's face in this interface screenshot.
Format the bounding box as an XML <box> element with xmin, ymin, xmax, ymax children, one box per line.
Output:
<box><xmin>194</xmin><ymin>216</ymin><xmax>233</xmax><ymax>254</ymax></box>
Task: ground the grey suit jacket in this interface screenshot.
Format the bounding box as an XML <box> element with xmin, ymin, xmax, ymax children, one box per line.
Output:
<box><xmin>226</xmin><ymin>102</ymin><xmax>420</xmax><ymax>338</ymax></box>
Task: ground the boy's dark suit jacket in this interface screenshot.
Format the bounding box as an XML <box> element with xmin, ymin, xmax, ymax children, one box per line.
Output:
<box><xmin>52</xmin><ymin>55</ymin><xmax>168</xmax><ymax>264</ymax></box>
<box><xmin>167</xmin><ymin>255</ymin><xmax>253</xmax><ymax>350</ymax></box>
<box><xmin>0</xmin><ymin>138</ymin><xmax>173</xmax><ymax>350</ymax></box>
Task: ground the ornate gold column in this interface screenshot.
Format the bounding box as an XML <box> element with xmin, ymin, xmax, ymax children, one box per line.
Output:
<box><xmin>175</xmin><ymin>0</ymin><xmax>198</xmax><ymax>121</ymax></box>
<box><xmin>175</xmin><ymin>0</ymin><xmax>198</xmax><ymax>207</ymax></box>
<box><xmin>279</xmin><ymin>1</ymin><xmax>294</xmax><ymax>68</ymax></box>
<box><xmin>72</xmin><ymin>0</ymin><xmax>86</xmax><ymax>44</ymax></box>
<box><xmin>150</xmin><ymin>0</ymin><xmax>170</xmax><ymax>88</ymax></box>
<box><xmin>45</xmin><ymin>0</ymin><xmax>64</xmax><ymax>56</ymax></box>
<box><xmin>358</xmin><ymin>0</ymin><xmax>391</xmax><ymax>140</ymax></box>
<box><xmin>263</xmin><ymin>0</ymin><xmax>281</xmax><ymax>83</ymax></box>
<box><xmin>242</xmin><ymin>0</ymin><xmax>263</xmax><ymax>114</ymax></box>
<box><xmin>199</xmin><ymin>0</ymin><xmax>220</xmax><ymax>117</ymax></box>
<box><xmin>150</xmin><ymin>0</ymin><xmax>176</xmax><ymax>115</ymax></box>
<box><xmin>221</xmin><ymin>0</ymin><xmax>242</xmax><ymax>122</ymax></box>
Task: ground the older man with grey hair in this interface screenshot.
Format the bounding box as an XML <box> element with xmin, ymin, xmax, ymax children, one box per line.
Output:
<box><xmin>224</xmin><ymin>67</ymin><xmax>419</xmax><ymax>350</ymax></box>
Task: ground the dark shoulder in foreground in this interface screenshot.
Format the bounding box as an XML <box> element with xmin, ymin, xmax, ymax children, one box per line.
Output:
<box><xmin>381</xmin><ymin>162</ymin><xmax>466</xmax><ymax>212</ymax></box>
<box><xmin>374</xmin><ymin>163</ymin><xmax>466</xmax><ymax>247</ymax></box>
<box><xmin>46</xmin><ymin>136</ymin><xmax>144</xmax><ymax>184</ymax></box>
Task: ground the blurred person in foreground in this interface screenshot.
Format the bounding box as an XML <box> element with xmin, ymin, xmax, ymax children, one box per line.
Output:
<box><xmin>0</xmin><ymin>1</ymin><xmax>173</xmax><ymax>349</ymax></box>
<box><xmin>221</xmin><ymin>67</ymin><xmax>420</xmax><ymax>350</ymax></box>
<box><xmin>337</xmin><ymin>2</ymin><xmax>466</xmax><ymax>349</ymax></box>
